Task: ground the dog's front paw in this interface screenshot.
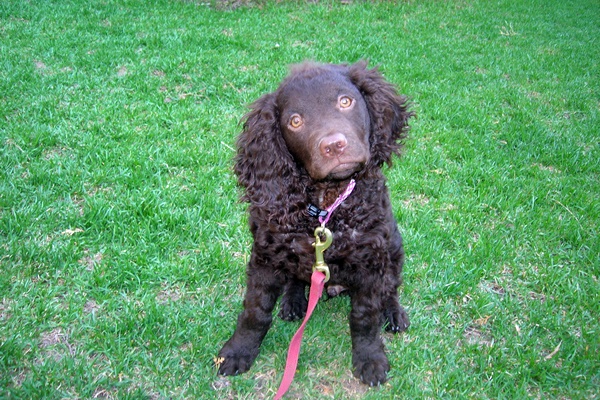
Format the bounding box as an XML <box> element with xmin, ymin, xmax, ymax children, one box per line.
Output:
<box><xmin>352</xmin><ymin>350</ymin><xmax>390</xmax><ymax>386</ymax></box>
<box><xmin>217</xmin><ymin>343</ymin><xmax>258</xmax><ymax>376</ymax></box>
<box><xmin>383</xmin><ymin>304</ymin><xmax>410</xmax><ymax>333</ymax></box>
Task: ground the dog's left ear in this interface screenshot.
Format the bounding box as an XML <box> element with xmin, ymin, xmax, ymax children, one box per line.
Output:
<box><xmin>347</xmin><ymin>61</ymin><xmax>414</xmax><ymax>167</ymax></box>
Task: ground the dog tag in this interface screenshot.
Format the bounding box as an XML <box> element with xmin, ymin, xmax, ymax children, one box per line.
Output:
<box><xmin>312</xmin><ymin>227</ymin><xmax>332</xmax><ymax>282</ymax></box>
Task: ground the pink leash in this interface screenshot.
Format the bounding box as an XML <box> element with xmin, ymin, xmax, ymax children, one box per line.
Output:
<box><xmin>318</xmin><ymin>179</ymin><xmax>356</xmax><ymax>227</ymax></box>
<box><xmin>273</xmin><ymin>179</ymin><xmax>356</xmax><ymax>399</ymax></box>
<box><xmin>273</xmin><ymin>270</ymin><xmax>327</xmax><ymax>400</ymax></box>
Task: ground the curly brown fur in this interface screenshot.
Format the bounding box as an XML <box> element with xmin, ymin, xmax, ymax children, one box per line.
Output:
<box><xmin>218</xmin><ymin>61</ymin><xmax>414</xmax><ymax>385</ymax></box>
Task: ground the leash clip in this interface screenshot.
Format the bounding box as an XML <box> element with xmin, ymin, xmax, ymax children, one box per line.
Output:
<box><xmin>312</xmin><ymin>226</ymin><xmax>332</xmax><ymax>283</ymax></box>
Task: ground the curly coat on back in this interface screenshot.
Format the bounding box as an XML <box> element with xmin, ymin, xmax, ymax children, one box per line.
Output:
<box><xmin>217</xmin><ymin>61</ymin><xmax>414</xmax><ymax>386</ymax></box>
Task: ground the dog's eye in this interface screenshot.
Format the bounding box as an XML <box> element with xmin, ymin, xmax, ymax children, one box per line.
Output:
<box><xmin>289</xmin><ymin>114</ymin><xmax>303</xmax><ymax>129</ymax></box>
<box><xmin>339</xmin><ymin>96</ymin><xmax>353</xmax><ymax>109</ymax></box>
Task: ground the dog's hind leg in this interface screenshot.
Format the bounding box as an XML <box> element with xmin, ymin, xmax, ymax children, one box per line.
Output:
<box><xmin>382</xmin><ymin>295</ymin><xmax>410</xmax><ymax>333</ymax></box>
<box><xmin>382</xmin><ymin>225</ymin><xmax>410</xmax><ymax>333</ymax></box>
<box><xmin>278</xmin><ymin>277</ymin><xmax>308</xmax><ymax>321</ymax></box>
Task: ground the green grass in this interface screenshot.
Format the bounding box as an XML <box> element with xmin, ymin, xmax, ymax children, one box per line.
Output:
<box><xmin>1</xmin><ymin>0</ymin><xmax>598</xmax><ymax>398</ymax></box>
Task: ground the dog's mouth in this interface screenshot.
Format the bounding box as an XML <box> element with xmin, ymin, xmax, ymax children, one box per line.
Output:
<box><xmin>326</xmin><ymin>162</ymin><xmax>364</xmax><ymax>180</ymax></box>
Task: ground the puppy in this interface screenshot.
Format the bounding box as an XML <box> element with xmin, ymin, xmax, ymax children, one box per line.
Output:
<box><xmin>218</xmin><ymin>61</ymin><xmax>413</xmax><ymax>385</ymax></box>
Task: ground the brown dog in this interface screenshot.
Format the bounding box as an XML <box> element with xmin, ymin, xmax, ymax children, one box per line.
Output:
<box><xmin>218</xmin><ymin>61</ymin><xmax>413</xmax><ymax>385</ymax></box>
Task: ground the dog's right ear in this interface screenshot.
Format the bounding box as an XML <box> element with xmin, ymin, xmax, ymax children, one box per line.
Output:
<box><xmin>234</xmin><ymin>93</ymin><xmax>298</xmax><ymax>205</ymax></box>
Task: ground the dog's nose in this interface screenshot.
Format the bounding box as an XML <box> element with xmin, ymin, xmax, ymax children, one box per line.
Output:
<box><xmin>320</xmin><ymin>133</ymin><xmax>348</xmax><ymax>157</ymax></box>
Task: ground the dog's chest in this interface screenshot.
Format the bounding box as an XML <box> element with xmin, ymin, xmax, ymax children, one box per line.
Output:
<box><xmin>316</xmin><ymin>186</ymin><xmax>344</xmax><ymax>209</ymax></box>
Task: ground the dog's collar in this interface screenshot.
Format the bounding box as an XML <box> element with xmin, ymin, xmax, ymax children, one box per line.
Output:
<box><xmin>307</xmin><ymin>204</ymin><xmax>328</xmax><ymax>219</ymax></box>
<box><xmin>307</xmin><ymin>179</ymin><xmax>356</xmax><ymax>227</ymax></box>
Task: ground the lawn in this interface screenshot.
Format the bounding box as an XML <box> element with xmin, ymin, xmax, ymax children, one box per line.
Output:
<box><xmin>1</xmin><ymin>0</ymin><xmax>599</xmax><ymax>398</ymax></box>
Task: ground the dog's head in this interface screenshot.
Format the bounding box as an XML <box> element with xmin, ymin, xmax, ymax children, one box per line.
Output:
<box><xmin>275</xmin><ymin>63</ymin><xmax>371</xmax><ymax>180</ymax></box>
<box><xmin>234</xmin><ymin>61</ymin><xmax>413</xmax><ymax>203</ymax></box>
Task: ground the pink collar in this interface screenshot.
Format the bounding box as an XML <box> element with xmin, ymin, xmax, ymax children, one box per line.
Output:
<box><xmin>318</xmin><ymin>179</ymin><xmax>356</xmax><ymax>226</ymax></box>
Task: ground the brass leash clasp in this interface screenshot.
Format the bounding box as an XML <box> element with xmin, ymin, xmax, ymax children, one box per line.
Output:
<box><xmin>312</xmin><ymin>226</ymin><xmax>332</xmax><ymax>283</ymax></box>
